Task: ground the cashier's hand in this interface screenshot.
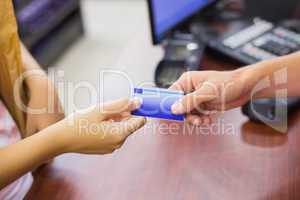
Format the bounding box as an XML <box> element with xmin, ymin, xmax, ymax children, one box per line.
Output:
<box><xmin>57</xmin><ymin>98</ymin><xmax>146</xmax><ymax>154</ymax></box>
<box><xmin>170</xmin><ymin>70</ymin><xmax>251</xmax><ymax>126</ymax></box>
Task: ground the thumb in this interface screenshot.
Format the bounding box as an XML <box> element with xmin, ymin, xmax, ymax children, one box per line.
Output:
<box><xmin>95</xmin><ymin>98</ymin><xmax>141</xmax><ymax>120</ymax></box>
<box><xmin>171</xmin><ymin>82</ymin><xmax>217</xmax><ymax>115</ymax></box>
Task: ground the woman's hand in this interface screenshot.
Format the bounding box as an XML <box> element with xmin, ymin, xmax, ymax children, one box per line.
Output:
<box><xmin>0</xmin><ymin>98</ymin><xmax>146</xmax><ymax>188</ymax></box>
<box><xmin>170</xmin><ymin>69</ymin><xmax>257</xmax><ymax>126</ymax></box>
<box><xmin>55</xmin><ymin>98</ymin><xmax>146</xmax><ymax>154</ymax></box>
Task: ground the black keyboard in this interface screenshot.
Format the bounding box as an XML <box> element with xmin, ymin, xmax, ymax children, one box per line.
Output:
<box><xmin>208</xmin><ymin>19</ymin><xmax>300</xmax><ymax>64</ymax></box>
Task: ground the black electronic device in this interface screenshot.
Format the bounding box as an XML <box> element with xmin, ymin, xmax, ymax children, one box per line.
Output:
<box><xmin>207</xmin><ymin>18</ymin><xmax>300</xmax><ymax>65</ymax></box>
<box><xmin>155</xmin><ymin>37</ymin><xmax>205</xmax><ymax>88</ymax></box>
<box><xmin>147</xmin><ymin>0</ymin><xmax>218</xmax><ymax>45</ymax></box>
<box><xmin>147</xmin><ymin>0</ymin><xmax>217</xmax><ymax>88</ymax></box>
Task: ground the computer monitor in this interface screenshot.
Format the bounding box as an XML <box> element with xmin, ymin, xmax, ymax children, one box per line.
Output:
<box><xmin>147</xmin><ymin>0</ymin><xmax>217</xmax><ymax>44</ymax></box>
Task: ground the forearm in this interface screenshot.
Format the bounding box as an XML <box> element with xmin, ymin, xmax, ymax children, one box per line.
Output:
<box><xmin>0</xmin><ymin>122</ymin><xmax>65</xmax><ymax>189</ymax></box>
<box><xmin>239</xmin><ymin>52</ymin><xmax>300</xmax><ymax>99</ymax></box>
<box><xmin>20</xmin><ymin>43</ymin><xmax>47</xmax><ymax>86</ymax></box>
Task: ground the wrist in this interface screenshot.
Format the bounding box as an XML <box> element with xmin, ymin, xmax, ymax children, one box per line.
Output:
<box><xmin>51</xmin><ymin>118</ymin><xmax>78</xmax><ymax>154</ymax></box>
<box><xmin>235</xmin><ymin>60</ymin><xmax>278</xmax><ymax>99</ymax></box>
<box><xmin>41</xmin><ymin>120</ymin><xmax>71</xmax><ymax>155</ymax></box>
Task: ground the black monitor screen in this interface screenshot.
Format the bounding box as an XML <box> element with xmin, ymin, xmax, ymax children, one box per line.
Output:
<box><xmin>148</xmin><ymin>0</ymin><xmax>216</xmax><ymax>44</ymax></box>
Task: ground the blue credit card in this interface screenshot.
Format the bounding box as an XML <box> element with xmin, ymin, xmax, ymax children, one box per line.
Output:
<box><xmin>132</xmin><ymin>87</ymin><xmax>184</xmax><ymax>121</ymax></box>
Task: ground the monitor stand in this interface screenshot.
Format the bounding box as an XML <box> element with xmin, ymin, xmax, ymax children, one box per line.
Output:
<box><xmin>154</xmin><ymin>33</ymin><xmax>206</xmax><ymax>88</ymax></box>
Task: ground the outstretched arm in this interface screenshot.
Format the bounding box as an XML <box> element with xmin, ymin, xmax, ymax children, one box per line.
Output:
<box><xmin>170</xmin><ymin>52</ymin><xmax>300</xmax><ymax>125</ymax></box>
<box><xmin>0</xmin><ymin>124</ymin><xmax>63</xmax><ymax>189</ymax></box>
<box><xmin>0</xmin><ymin>98</ymin><xmax>146</xmax><ymax>189</ymax></box>
<box><xmin>241</xmin><ymin>51</ymin><xmax>300</xmax><ymax>99</ymax></box>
